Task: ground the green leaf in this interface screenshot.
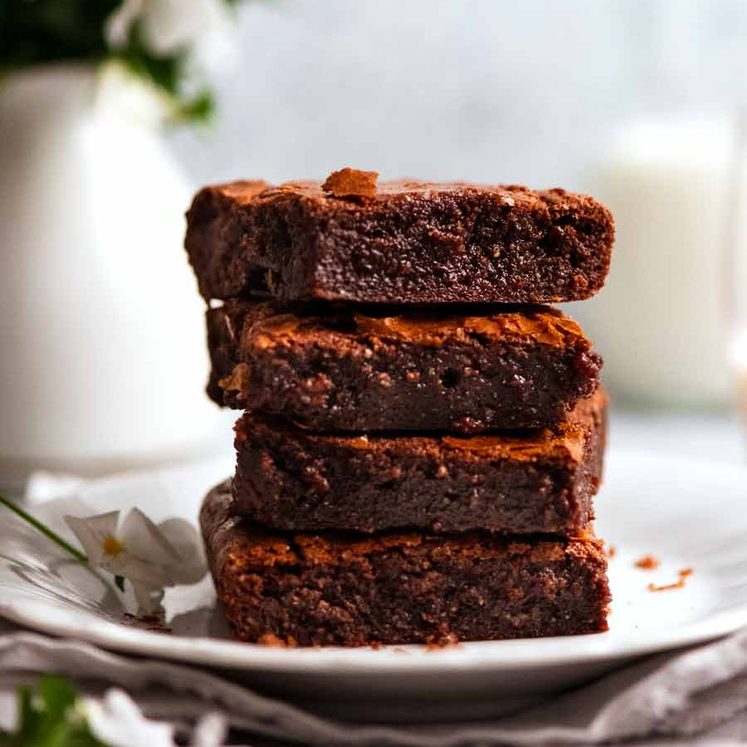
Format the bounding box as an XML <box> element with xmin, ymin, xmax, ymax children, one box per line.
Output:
<box><xmin>0</xmin><ymin>676</ymin><xmax>109</xmax><ymax>746</ymax></box>
<box><xmin>0</xmin><ymin>0</ymin><xmax>120</xmax><ymax>68</ymax></box>
<box><xmin>175</xmin><ymin>90</ymin><xmax>215</xmax><ymax>124</ymax></box>
<box><xmin>118</xmin><ymin>21</ymin><xmax>180</xmax><ymax>95</ymax></box>
<box><xmin>115</xmin><ymin>19</ymin><xmax>216</xmax><ymax>124</ymax></box>
<box><xmin>40</xmin><ymin>676</ymin><xmax>78</xmax><ymax>722</ymax></box>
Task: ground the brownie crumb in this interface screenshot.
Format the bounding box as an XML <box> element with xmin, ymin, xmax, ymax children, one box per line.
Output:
<box><xmin>122</xmin><ymin>613</ymin><xmax>171</xmax><ymax>634</ymax></box>
<box><xmin>426</xmin><ymin>634</ymin><xmax>461</xmax><ymax>650</ymax></box>
<box><xmin>258</xmin><ymin>633</ymin><xmax>296</xmax><ymax>647</ymax></box>
<box><xmin>322</xmin><ymin>167</ymin><xmax>379</xmax><ymax>199</ymax></box>
<box><xmin>648</xmin><ymin>579</ymin><xmax>685</xmax><ymax>592</ymax></box>
<box><xmin>647</xmin><ymin>567</ymin><xmax>693</xmax><ymax>592</ymax></box>
<box><xmin>634</xmin><ymin>554</ymin><xmax>660</xmax><ymax>570</ymax></box>
<box><xmin>218</xmin><ymin>361</ymin><xmax>249</xmax><ymax>400</ymax></box>
<box><xmin>605</xmin><ymin>544</ymin><xmax>617</xmax><ymax>559</ymax></box>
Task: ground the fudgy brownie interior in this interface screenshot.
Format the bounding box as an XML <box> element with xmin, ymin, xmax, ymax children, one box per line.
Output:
<box><xmin>186</xmin><ymin>175</ymin><xmax>614</xmax><ymax>305</ymax></box>
<box><xmin>207</xmin><ymin>300</ymin><xmax>602</xmax><ymax>432</ymax></box>
<box><xmin>232</xmin><ymin>389</ymin><xmax>607</xmax><ymax>534</ymax></box>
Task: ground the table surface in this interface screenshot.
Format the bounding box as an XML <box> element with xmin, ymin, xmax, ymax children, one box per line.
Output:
<box><xmin>611</xmin><ymin>408</ymin><xmax>745</xmax><ymax>467</ymax></box>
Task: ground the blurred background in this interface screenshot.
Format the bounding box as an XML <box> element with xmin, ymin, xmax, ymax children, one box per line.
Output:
<box><xmin>174</xmin><ymin>0</ymin><xmax>746</xmax><ymax>186</ymax></box>
<box><xmin>3</xmin><ymin>0</ymin><xmax>747</xmax><ymax>485</ymax></box>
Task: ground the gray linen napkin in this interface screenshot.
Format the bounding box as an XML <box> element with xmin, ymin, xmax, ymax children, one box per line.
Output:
<box><xmin>3</xmin><ymin>619</ymin><xmax>747</xmax><ymax>746</ymax></box>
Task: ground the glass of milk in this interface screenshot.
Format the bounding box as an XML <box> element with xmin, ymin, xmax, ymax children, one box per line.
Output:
<box><xmin>579</xmin><ymin>115</ymin><xmax>744</xmax><ymax>411</ymax></box>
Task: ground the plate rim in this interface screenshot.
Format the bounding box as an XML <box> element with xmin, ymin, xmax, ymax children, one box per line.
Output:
<box><xmin>1</xmin><ymin>597</ymin><xmax>746</xmax><ymax>675</ymax></box>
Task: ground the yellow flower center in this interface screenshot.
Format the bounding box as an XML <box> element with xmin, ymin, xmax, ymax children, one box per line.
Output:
<box><xmin>102</xmin><ymin>536</ymin><xmax>125</xmax><ymax>557</ymax></box>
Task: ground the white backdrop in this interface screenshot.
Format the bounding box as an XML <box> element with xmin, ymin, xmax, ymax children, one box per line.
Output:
<box><xmin>169</xmin><ymin>0</ymin><xmax>747</xmax><ymax>189</ymax></box>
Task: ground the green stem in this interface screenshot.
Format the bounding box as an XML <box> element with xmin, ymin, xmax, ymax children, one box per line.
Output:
<box><xmin>0</xmin><ymin>495</ymin><xmax>87</xmax><ymax>563</ymax></box>
<box><xmin>0</xmin><ymin>495</ymin><xmax>129</xmax><ymax>596</ymax></box>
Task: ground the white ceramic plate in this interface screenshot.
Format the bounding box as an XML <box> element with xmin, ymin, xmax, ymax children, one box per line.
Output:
<box><xmin>1</xmin><ymin>450</ymin><xmax>746</xmax><ymax>720</ymax></box>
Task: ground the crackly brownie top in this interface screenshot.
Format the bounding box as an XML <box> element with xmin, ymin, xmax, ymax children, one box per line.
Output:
<box><xmin>206</xmin><ymin>174</ymin><xmax>600</xmax><ymax>214</ymax></box>
<box><xmin>202</xmin><ymin>480</ymin><xmax>605</xmax><ymax>572</ymax></box>
<box><xmin>438</xmin><ymin>386</ymin><xmax>605</xmax><ymax>462</ymax></box>
<box><xmin>238</xmin><ymin>303</ymin><xmax>592</xmax><ymax>351</ymax></box>
<box><xmin>235</xmin><ymin>388</ymin><xmax>607</xmax><ymax>466</ymax></box>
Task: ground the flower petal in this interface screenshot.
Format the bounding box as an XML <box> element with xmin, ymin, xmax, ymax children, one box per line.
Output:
<box><xmin>85</xmin><ymin>689</ymin><xmax>177</xmax><ymax>747</ymax></box>
<box><xmin>105</xmin><ymin>0</ymin><xmax>145</xmax><ymax>49</ymax></box>
<box><xmin>119</xmin><ymin>508</ymin><xmax>180</xmax><ymax>566</ymax></box>
<box><xmin>112</xmin><ymin>555</ymin><xmax>172</xmax><ymax>588</ymax></box>
<box><xmin>64</xmin><ymin>512</ymin><xmax>120</xmax><ymax>567</ymax></box>
<box><xmin>192</xmin><ymin>712</ymin><xmax>227</xmax><ymax>747</ymax></box>
<box><xmin>140</xmin><ymin>0</ymin><xmax>232</xmax><ymax>57</ymax></box>
<box><xmin>157</xmin><ymin>518</ymin><xmax>207</xmax><ymax>585</ymax></box>
<box><xmin>130</xmin><ymin>580</ymin><xmax>165</xmax><ymax>616</ymax></box>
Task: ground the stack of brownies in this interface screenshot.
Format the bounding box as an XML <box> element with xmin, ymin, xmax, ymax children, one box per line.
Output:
<box><xmin>185</xmin><ymin>168</ymin><xmax>615</xmax><ymax>646</ymax></box>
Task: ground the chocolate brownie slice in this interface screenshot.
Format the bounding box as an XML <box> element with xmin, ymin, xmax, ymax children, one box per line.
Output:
<box><xmin>232</xmin><ymin>389</ymin><xmax>607</xmax><ymax>535</ymax></box>
<box><xmin>185</xmin><ymin>171</ymin><xmax>614</xmax><ymax>304</ymax></box>
<box><xmin>207</xmin><ymin>301</ymin><xmax>602</xmax><ymax>432</ymax></box>
<box><xmin>201</xmin><ymin>480</ymin><xmax>610</xmax><ymax>646</ymax></box>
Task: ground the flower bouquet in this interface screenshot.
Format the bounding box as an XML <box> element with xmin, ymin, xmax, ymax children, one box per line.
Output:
<box><xmin>1</xmin><ymin>0</ymin><xmax>244</xmax><ymax>122</ymax></box>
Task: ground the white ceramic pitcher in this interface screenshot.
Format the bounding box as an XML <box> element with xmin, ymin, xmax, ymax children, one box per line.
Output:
<box><xmin>0</xmin><ymin>64</ymin><xmax>223</xmax><ymax>489</ymax></box>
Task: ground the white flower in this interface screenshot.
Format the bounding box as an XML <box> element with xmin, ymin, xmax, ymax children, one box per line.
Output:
<box><xmin>64</xmin><ymin>508</ymin><xmax>206</xmax><ymax>614</ymax></box>
<box><xmin>192</xmin><ymin>712</ymin><xmax>228</xmax><ymax>747</ymax></box>
<box><xmin>84</xmin><ymin>690</ymin><xmax>179</xmax><ymax>747</ymax></box>
<box><xmin>84</xmin><ymin>690</ymin><xmax>226</xmax><ymax>747</ymax></box>
<box><xmin>106</xmin><ymin>0</ymin><xmax>145</xmax><ymax>49</ymax></box>
<box><xmin>107</xmin><ymin>0</ymin><xmax>235</xmax><ymax>61</ymax></box>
